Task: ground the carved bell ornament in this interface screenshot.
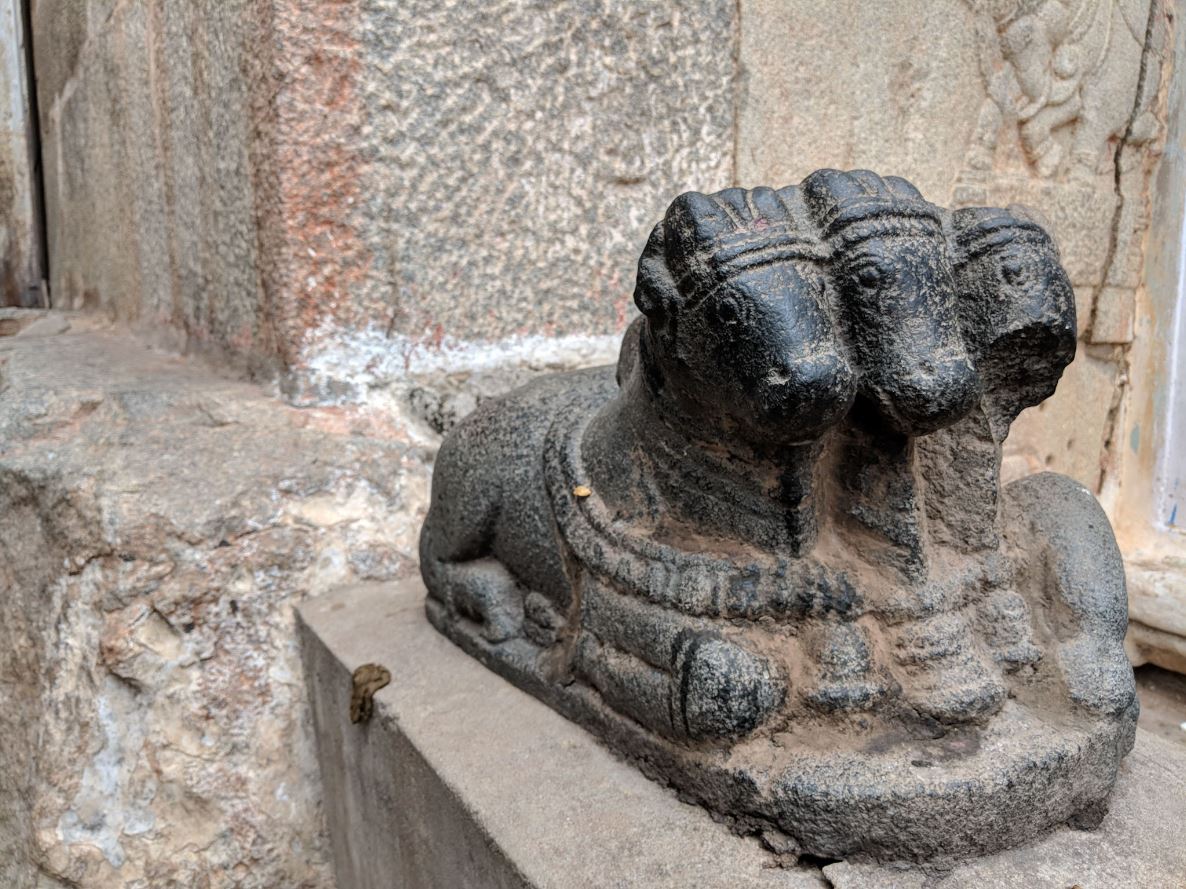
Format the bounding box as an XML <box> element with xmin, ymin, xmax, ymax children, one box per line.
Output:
<box><xmin>419</xmin><ymin>169</ymin><xmax>1135</xmax><ymax>862</ymax></box>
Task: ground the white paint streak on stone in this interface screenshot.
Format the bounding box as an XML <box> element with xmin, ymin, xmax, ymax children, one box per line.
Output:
<box><xmin>293</xmin><ymin>321</ymin><xmax>622</xmax><ymax>406</ymax></box>
<box><xmin>1155</xmin><ymin>198</ymin><xmax>1186</xmax><ymax>531</ymax></box>
<box><xmin>58</xmin><ymin>679</ymin><xmax>153</xmax><ymax>869</ymax></box>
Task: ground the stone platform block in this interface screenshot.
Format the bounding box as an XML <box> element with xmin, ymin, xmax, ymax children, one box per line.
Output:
<box><xmin>299</xmin><ymin>579</ymin><xmax>1186</xmax><ymax>889</ymax></box>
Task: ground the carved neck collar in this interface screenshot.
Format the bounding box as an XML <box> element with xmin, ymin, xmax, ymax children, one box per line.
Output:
<box><xmin>545</xmin><ymin>401</ymin><xmax>850</xmax><ymax>622</ymax></box>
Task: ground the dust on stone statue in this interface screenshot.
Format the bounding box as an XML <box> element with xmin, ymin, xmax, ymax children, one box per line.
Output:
<box><xmin>418</xmin><ymin>169</ymin><xmax>1137</xmax><ymax>863</ymax></box>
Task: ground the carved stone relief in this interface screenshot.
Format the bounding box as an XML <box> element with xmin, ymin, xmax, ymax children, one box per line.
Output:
<box><xmin>960</xmin><ymin>0</ymin><xmax>1159</xmax><ymax>184</ymax></box>
<box><xmin>952</xmin><ymin>0</ymin><xmax>1167</xmax><ymax>491</ymax></box>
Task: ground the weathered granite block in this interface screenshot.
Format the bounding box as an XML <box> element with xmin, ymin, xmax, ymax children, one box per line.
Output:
<box><xmin>350</xmin><ymin>0</ymin><xmax>736</xmax><ymax>339</ymax></box>
<box><xmin>0</xmin><ymin>318</ymin><xmax>431</xmax><ymax>887</ymax></box>
<box><xmin>286</xmin><ymin>0</ymin><xmax>738</xmax><ymax>401</ymax></box>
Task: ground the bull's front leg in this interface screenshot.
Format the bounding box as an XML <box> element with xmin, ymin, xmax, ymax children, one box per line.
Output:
<box><xmin>574</xmin><ymin>580</ymin><xmax>786</xmax><ymax>742</ymax></box>
<box><xmin>419</xmin><ymin>471</ymin><xmax>526</xmax><ymax>644</ymax></box>
<box><xmin>422</xmin><ymin>554</ymin><xmax>526</xmax><ymax>644</ymax></box>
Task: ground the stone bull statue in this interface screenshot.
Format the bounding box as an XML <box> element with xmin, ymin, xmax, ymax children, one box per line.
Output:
<box><xmin>419</xmin><ymin>170</ymin><xmax>1135</xmax><ymax>862</ymax></box>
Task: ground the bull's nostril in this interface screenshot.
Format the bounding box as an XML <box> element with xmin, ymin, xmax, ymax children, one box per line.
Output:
<box><xmin>811</xmin><ymin>354</ymin><xmax>855</xmax><ymax>390</ymax></box>
<box><xmin>757</xmin><ymin>351</ymin><xmax>856</xmax><ymax>438</ymax></box>
<box><xmin>899</xmin><ymin>357</ymin><xmax>980</xmax><ymax>431</ymax></box>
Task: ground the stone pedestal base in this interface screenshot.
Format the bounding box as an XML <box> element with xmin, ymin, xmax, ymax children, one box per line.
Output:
<box><xmin>299</xmin><ymin>579</ymin><xmax>1186</xmax><ymax>889</ymax></box>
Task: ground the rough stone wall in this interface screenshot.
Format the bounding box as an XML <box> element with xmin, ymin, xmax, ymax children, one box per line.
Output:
<box><xmin>0</xmin><ymin>320</ymin><xmax>432</xmax><ymax>887</ymax></box>
<box><xmin>31</xmin><ymin>0</ymin><xmax>277</xmax><ymax>376</ymax></box>
<box><xmin>267</xmin><ymin>0</ymin><xmax>737</xmax><ymax>402</ymax></box>
<box><xmin>32</xmin><ymin>0</ymin><xmax>735</xmax><ymax>399</ymax></box>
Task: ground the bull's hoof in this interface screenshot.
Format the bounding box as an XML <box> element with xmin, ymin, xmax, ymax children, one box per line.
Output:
<box><xmin>670</xmin><ymin>632</ymin><xmax>785</xmax><ymax>740</ymax></box>
<box><xmin>891</xmin><ymin>613</ymin><xmax>1006</xmax><ymax>725</ymax></box>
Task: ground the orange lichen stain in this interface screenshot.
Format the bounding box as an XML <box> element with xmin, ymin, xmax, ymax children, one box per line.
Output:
<box><xmin>268</xmin><ymin>0</ymin><xmax>375</xmax><ymax>366</ymax></box>
<box><xmin>428</xmin><ymin>323</ymin><xmax>445</xmax><ymax>350</ymax></box>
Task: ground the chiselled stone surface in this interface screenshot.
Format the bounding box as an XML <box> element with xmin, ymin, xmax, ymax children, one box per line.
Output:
<box><xmin>0</xmin><ymin>317</ymin><xmax>431</xmax><ymax>887</ymax></box>
<box><xmin>273</xmin><ymin>0</ymin><xmax>738</xmax><ymax>403</ymax></box>
<box><xmin>421</xmin><ymin>172</ymin><xmax>1136</xmax><ymax>862</ymax></box>
<box><xmin>33</xmin><ymin>0</ymin><xmax>735</xmax><ymax>396</ymax></box>
<box><xmin>352</xmin><ymin>0</ymin><xmax>734</xmax><ymax>343</ymax></box>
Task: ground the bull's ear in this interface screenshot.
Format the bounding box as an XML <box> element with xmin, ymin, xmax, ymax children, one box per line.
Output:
<box><xmin>665</xmin><ymin>191</ymin><xmax>737</xmax><ymax>260</ymax></box>
<box><xmin>802</xmin><ymin>168</ymin><xmax>864</xmax><ymax>223</ymax></box>
<box><xmin>881</xmin><ymin>174</ymin><xmax>927</xmax><ymax>203</ymax></box>
<box><xmin>633</xmin><ymin>224</ymin><xmax>680</xmax><ymax>324</ymax></box>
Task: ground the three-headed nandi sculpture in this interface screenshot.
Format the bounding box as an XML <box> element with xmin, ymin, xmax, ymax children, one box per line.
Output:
<box><xmin>419</xmin><ymin>170</ymin><xmax>1136</xmax><ymax>862</ymax></box>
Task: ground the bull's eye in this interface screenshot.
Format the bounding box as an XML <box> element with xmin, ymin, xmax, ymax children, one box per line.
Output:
<box><xmin>1001</xmin><ymin>257</ymin><xmax>1027</xmax><ymax>286</ymax></box>
<box><xmin>854</xmin><ymin>264</ymin><xmax>886</xmax><ymax>290</ymax></box>
<box><xmin>714</xmin><ymin>298</ymin><xmax>742</xmax><ymax>326</ymax></box>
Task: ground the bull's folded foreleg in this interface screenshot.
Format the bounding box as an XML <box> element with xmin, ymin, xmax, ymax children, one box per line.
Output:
<box><xmin>421</xmin><ymin>554</ymin><xmax>525</xmax><ymax>643</ymax></box>
<box><xmin>575</xmin><ymin>579</ymin><xmax>785</xmax><ymax>741</ymax></box>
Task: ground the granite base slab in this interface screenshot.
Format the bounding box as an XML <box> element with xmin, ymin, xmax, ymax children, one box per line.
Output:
<box><xmin>298</xmin><ymin>580</ymin><xmax>1186</xmax><ymax>889</ymax></box>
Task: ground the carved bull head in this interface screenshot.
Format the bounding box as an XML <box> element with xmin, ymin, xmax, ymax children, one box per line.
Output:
<box><xmin>952</xmin><ymin>205</ymin><xmax>1076</xmax><ymax>433</ymax></box>
<box><xmin>803</xmin><ymin>169</ymin><xmax>982</xmax><ymax>436</ymax></box>
<box><xmin>633</xmin><ymin>185</ymin><xmax>857</xmax><ymax>448</ymax></box>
